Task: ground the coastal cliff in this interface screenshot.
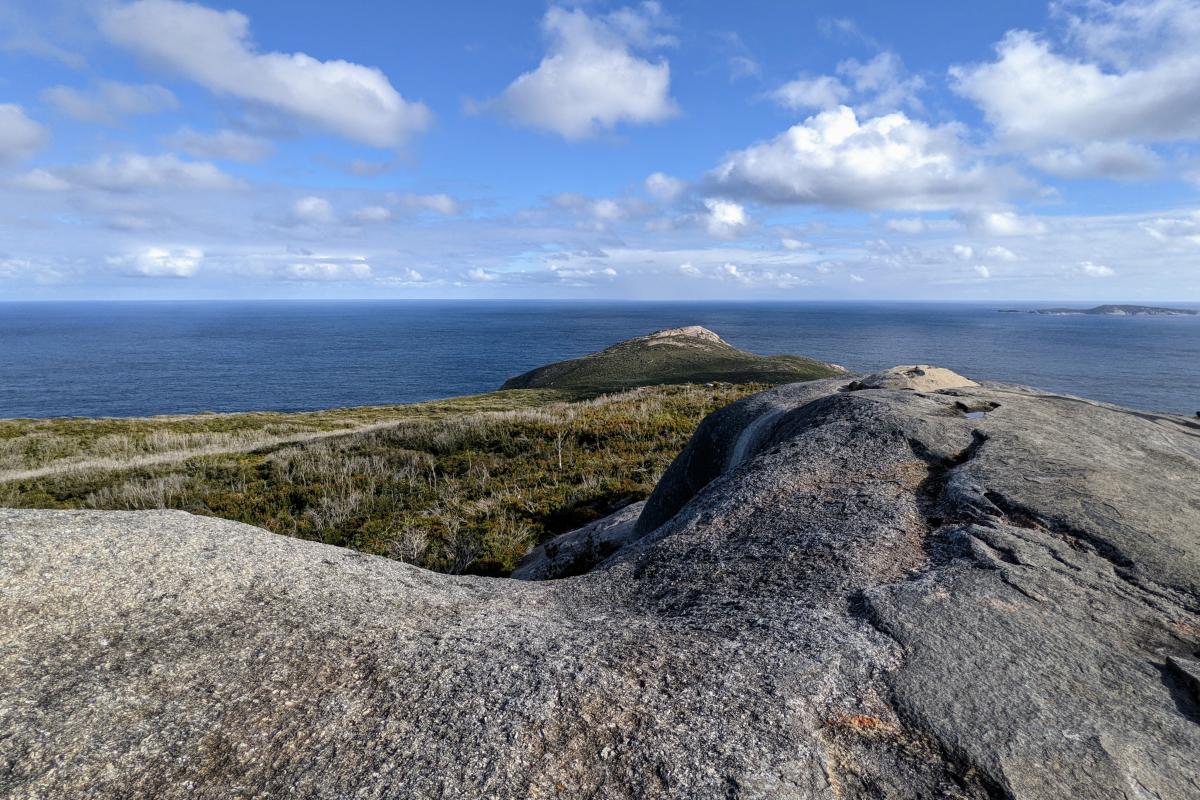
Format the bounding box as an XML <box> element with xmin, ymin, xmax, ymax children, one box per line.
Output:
<box><xmin>3</xmin><ymin>367</ymin><xmax>1200</xmax><ymax>798</ymax></box>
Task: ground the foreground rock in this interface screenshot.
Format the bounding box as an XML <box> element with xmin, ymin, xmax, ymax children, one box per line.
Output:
<box><xmin>3</xmin><ymin>369</ymin><xmax>1200</xmax><ymax>799</ymax></box>
<box><xmin>501</xmin><ymin>325</ymin><xmax>843</xmax><ymax>394</ymax></box>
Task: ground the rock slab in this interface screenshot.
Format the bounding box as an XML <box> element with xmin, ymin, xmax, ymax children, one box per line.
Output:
<box><xmin>2</xmin><ymin>371</ymin><xmax>1200</xmax><ymax>799</ymax></box>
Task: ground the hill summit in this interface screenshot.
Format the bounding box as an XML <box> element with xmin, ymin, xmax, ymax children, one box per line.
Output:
<box><xmin>501</xmin><ymin>325</ymin><xmax>843</xmax><ymax>394</ymax></box>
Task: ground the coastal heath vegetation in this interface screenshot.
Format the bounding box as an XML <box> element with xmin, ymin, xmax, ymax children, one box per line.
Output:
<box><xmin>0</xmin><ymin>384</ymin><xmax>759</xmax><ymax>575</ymax></box>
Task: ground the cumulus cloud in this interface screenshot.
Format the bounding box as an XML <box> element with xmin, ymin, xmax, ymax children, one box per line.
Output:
<box><xmin>284</xmin><ymin>261</ymin><xmax>372</xmax><ymax>281</ymax></box>
<box><xmin>645</xmin><ymin>171</ymin><xmax>686</xmax><ymax>202</ymax></box>
<box><xmin>952</xmin><ymin>2</ymin><xmax>1200</xmax><ymax>147</ymax></box>
<box><xmin>166</xmin><ymin>128</ymin><xmax>274</xmax><ymax>162</ymax></box>
<box><xmin>1140</xmin><ymin>211</ymin><xmax>1200</xmax><ymax>246</ymax></box>
<box><xmin>1028</xmin><ymin>141</ymin><xmax>1159</xmax><ymax>179</ymax></box>
<box><xmin>101</xmin><ymin>0</ymin><xmax>431</xmax><ymax>147</ymax></box>
<box><xmin>770</xmin><ymin>52</ymin><xmax>923</xmax><ymax>115</ymax></box>
<box><xmin>0</xmin><ymin>104</ymin><xmax>47</xmax><ymax>162</ymax></box>
<box><xmin>710</xmin><ymin>106</ymin><xmax>1014</xmax><ymax>210</ymax></box>
<box><xmin>291</xmin><ymin>196</ymin><xmax>335</xmax><ymax>225</ymax></box>
<box><xmin>953</xmin><ymin>244</ymin><xmax>975</xmax><ymax>260</ymax></box>
<box><xmin>395</xmin><ymin>192</ymin><xmax>461</xmax><ymax>215</ymax></box>
<box><xmin>1077</xmin><ymin>260</ymin><xmax>1115</xmax><ymax>277</ymax></box>
<box><xmin>10</xmin><ymin>168</ymin><xmax>69</xmax><ymax>192</ymax></box>
<box><xmin>467</xmin><ymin>267</ymin><xmax>499</xmax><ymax>282</ymax></box>
<box><xmin>974</xmin><ymin>265</ymin><xmax>991</xmax><ymax>278</ymax></box>
<box><xmin>963</xmin><ymin>210</ymin><xmax>1048</xmax><ymax>236</ymax></box>
<box><xmin>770</xmin><ymin>75</ymin><xmax>848</xmax><ymax>112</ymax></box>
<box><xmin>703</xmin><ymin>198</ymin><xmax>748</xmax><ymax>238</ymax></box>
<box><xmin>108</xmin><ymin>246</ymin><xmax>203</xmax><ymax>277</ymax></box>
<box><xmin>66</xmin><ymin>153</ymin><xmax>241</xmax><ymax>192</ymax></box>
<box><xmin>486</xmin><ymin>4</ymin><xmax>677</xmax><ymax>139</ymax></box>
<box><xmin>351</xmin><ymin>206</ymin><xmax>392</xmax><ymax>224</ymax></box>
<box><xmin>885</xmin><ymin>218</ymin><xmax>928</xmax><ymax>234</ymax></box>
<box><xmin>986</xmin><ymin>245</ymin><xmax>1019</xmax><ymax>261</ymax></box>
<box><xmin>42</xmin><ymin>80</ymin><xmax>178</xmax><ymax>125</ymax></box>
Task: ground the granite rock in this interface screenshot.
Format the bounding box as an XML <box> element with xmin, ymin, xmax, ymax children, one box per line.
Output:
<box><xmin>3</xmin><ymin>370</ymin><xmax>1199</xmax><ymax>799</ymax></box>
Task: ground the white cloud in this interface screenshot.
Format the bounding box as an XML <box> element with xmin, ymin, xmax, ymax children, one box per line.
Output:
<box><xmin>952</xmin><ymin>244</ymin><xmax>974</xmax><ymax>261</ymax></box>
<box><xmin>1140</xmin><ymin>211</ymin><xmax>1200</xmax><ymax>245</ymax></box>
<box><xmin>467</xmin><ymin>267</ymin><xmax>499</xmax><ymax>282</ymax></box>
<box><xmin>1028</xmin><ymin>141</ymin><xmax>1159</xmax><ymax>179</ymax></box>
<box><xmin>952</xmin><ymin>4</ymin><xmax>1200</xmax><ymax>147</ymax></box>
<box><xmin>849</xmin><ymin>273</ymin><xmax>865</xmax><ymax>283</ymax></box>
<box><xmin>974</xmin><ymin>265</ymin><xmax>991</xmax><ymax>278</ymax></box>
<box><xmin>885</xmin><ymin>218</ymin><xmax>927</xmax><ymax>234</ymax></box>
<box><xmin>1077</xmin><ymin>260</ymin><xmax>1115</xmax><ymax>277</ymax></box>
<box><xmin>70</xmin><ymin>153</ymin><xmax>241</xmax><ymax>191</ymax></box>
<box><xmin>838</xmin><ymin>52</ymin><xmax>925</xmax><ymax>115</ymax></box>
<box><xmin>770</xmin><ymin>52</ymin><xmax>923</xmax><ymax>115</ymax></box>
<box><xmin>0</xmin><ymin>104</ymin><xmax>47</xmax><ymax>162</ymax></box>
<box><xmin>395</xmin><ymin>192</ymin><xmax>461</xmax><ymax>215</ymax></box>
<box><xmin>711</xmin><ymin>106</ymin><xmax>1014</xmax><ymax>210</ymax></box>
<box><xmin>703</xmin><ymin>198</ymin><xmax>748</xmax><ymax>238</ymax></box>
<box><xmin>352</xmin><ymin>206</ymin><xmax>392</xmax><ymax>224</ymax></box>
<box><xmin>292</xmin><ymin>196</ymin><xmax>335</xmax><ymax>225</ymax></box>
<box><xmin>10</xmin><ymin>168</ymin><xmax>69</xmax><ymax>192</ymax></box>
<box><xmin>645</xmin><ymin>171</ymin><xmax>686</xmax><ymax>202</ymax></box>
<box><xmin>986</xmin><ymin>245</ymin><xmax>1019</xmax><ymax>261</ymax></box>
<box><xmin>108</xmin><ymin>246</ymin><xmax>203</xmax><ymax>277</ymax></box>
<box><xmin>43</xmin><ymin>80</ymin><xmax>178</xmax><ymax>125</ymax></box>
<box><xmin>770</xmin><ymin>75</ymin><xmax>848</xmax><ymax>111</ymax></box>
<box><xmin>101</xmin><ymin>0</ymin><xmax>431</xmax><ymax>148</ymax></box>
<box><xmin>780</xmin><ymin>237</ymin><xmax>809</xmax><ymax>250</ymax></box>
<box><xmin>166</xmin><ymin>128</ymin><xmax>274</xmax><ymax>162</ymax></box>
<box><xmin>963</xmin><ymin>210</ymin><xmax>1048</xmax><ymax>236</ymax></box>
<box><xmin>284</xmin><ymin>261</ymin><xmax>371</xmax><ymax>281</ymax></box>
<box><xmin>487</xmin><ymin>4</ymin><xmax>677</xmax><ymax>140</ymax></box>
<box><xmin>548</xmin><ymin>192</ymin><xmax>652</xmax><ymax>227</ymax></box>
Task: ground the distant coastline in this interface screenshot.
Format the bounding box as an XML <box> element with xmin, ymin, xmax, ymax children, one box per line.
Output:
<box><xmin>999</xmin><ymin>304</ymin><xmax>1199</xmax><ymax>316</ymax></box>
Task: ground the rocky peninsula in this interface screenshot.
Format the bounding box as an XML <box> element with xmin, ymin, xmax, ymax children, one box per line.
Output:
<box><xmin>502</xmin><ymin>325</ymin><xmax>843</xmax><ymax>392</ymax></box>
<box><xmin>1000</xmin><ymin>304</ymin><xmax>1198</xmax><ymax>315</ymax></box>
<box><xmin>3</xmin><ymin>363</ymin><xmax>1199</xmax><ymax>798</ymax></box>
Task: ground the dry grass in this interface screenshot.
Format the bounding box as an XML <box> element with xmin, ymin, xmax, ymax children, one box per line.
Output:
<box><xmin>0</xmin><ymin>389</ymin><xmax>559</xmax><ymax>480</ymax></box>
<box><xmin>3</xmin><ymin>383</ymin><xmax>760</xmax><ymax>575</ymax></box>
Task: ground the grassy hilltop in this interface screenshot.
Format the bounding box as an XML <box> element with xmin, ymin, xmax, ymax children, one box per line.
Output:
<box><xmin>504</xmin><ymin>325</ymin><xmax>841</xmax><ymax>392</ymax></box>
<box><xmin>1</xmin><ymin>327</ymin><xmax>838</xmax><ymax>575</ymax></box>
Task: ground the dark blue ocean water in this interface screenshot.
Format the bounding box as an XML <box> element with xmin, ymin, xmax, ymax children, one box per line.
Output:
<box><xmin>1</xmin><ymin>301</ymin><xmax>1198</xmax><ymax>418</ymax></box>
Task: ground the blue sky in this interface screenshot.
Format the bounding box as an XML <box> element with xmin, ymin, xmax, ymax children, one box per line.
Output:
<box><xmin>1</xmin><ymin>0</ymin><xmax>1199</xmax><ymax>300</ymax></box>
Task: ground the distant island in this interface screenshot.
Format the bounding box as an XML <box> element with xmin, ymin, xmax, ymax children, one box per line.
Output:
<box><xmin>501</xmin><ymin>325</ymin><xmax>844</xmax><ymax>393</ymax></box>
<box><xmin>1000</xmin><ymin>304</ymin><xmax>1198</xmax><ymax>316</ymax></box>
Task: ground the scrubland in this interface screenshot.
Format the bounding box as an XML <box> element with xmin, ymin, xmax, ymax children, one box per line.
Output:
<box><xmin>1</xmin><ymin>384</ymin><xmax>758</xmax><ymax>574</ymax></box>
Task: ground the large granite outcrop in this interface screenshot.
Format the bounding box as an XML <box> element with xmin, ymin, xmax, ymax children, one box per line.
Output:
<box><xmin>3</xmin><ymin>369</ymin><xmax>1199</xmax><ymax>799</ymax></box>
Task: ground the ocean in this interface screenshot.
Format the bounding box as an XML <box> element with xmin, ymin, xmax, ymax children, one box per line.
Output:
<box><xmin>2</xmin><ymin>300</ymin><xmax>1198</xmax><ymax>418</ymax></box>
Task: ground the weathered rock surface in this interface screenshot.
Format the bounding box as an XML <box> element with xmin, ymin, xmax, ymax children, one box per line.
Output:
<box><xmin>847</xmin><ymin>364</ymin><xmax>979</xmax><ymax>392</ymax></box>
<box><xmin>3</xmin><ymin>369</ymin><xmax>1200</xmax><ymax>799</ymax></box>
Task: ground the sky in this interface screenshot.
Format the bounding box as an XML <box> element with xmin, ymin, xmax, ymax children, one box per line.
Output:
<box><xmin>0</xmin><ymin>0</ymin><xmax>1199</xmax><ymax>301</ymax></box>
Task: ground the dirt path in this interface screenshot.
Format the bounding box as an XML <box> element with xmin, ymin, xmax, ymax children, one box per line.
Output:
<box><xmin>0</xmin><ymin>421</ymin><xmax>401</xmax><ymax>484</ymax></box>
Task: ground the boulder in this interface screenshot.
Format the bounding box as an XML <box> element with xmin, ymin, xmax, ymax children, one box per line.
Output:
<box><xmin>847</xmin><ymin>364</ymin><xmax>979</xmax><ymax>392</ymax></box>
<box><xmin>3</xmin><ymin>369</ymin><xmax>1199</xmax><ymax>799</ymax></box>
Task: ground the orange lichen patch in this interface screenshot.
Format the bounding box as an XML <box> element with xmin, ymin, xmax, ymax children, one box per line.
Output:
<box><xmin>826</xmin><ymin>712</ymin><xmax>900</xmax><ymax>735</ymax></box>
<box><xmin>1170</xmin><ymin>618</ymin><xmax>1200</xmax><ymax>642</ymax></box>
